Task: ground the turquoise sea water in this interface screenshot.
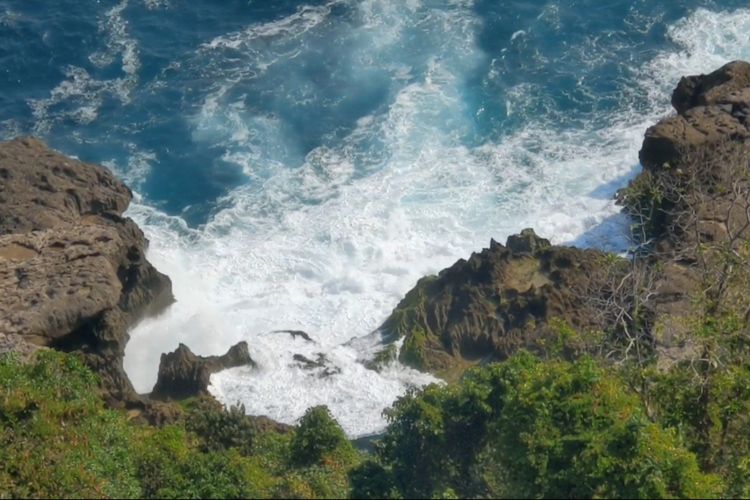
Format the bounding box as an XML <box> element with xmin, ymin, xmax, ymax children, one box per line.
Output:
<box><xmin>2</xmin><ymin>0</ymin><xmax>750</xmax><ymax>436</ymax></box>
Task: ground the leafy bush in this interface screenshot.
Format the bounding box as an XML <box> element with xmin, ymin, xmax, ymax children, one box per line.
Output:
<box><xmin>0</xmin><ymin>351</ymin><xmax>361</xmax><ymax>499</ymax></box>
<box><xmin>290</xmin><ymin>406</ymin><xmax>351</xmax><ymax>466</ymax></box>
<box><xmin>349</xmin><ymin>460</ymin><xmax>397</xmax><ymax>499</ymax></box>
<box><xmin>372</xmin><ymin>351</ymin><xmax>722</xmax><ymax>499</ymax></box>
<box><xmin>185</xmin><ymin>399</ymin><xmax>257</xmax><ymax>456</ymax></box>
<box><xmin>133</xmin><ymin>425</ymin><xmax>266</xmax><ymax>499</ymax></box>
<box><xmin>2</xmin><ymin>346</ymin><xmax>741</xmax><ymax>499</ymax></box>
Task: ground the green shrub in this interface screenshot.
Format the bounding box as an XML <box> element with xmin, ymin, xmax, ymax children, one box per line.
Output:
<box><xmin>133</xmin><ymin>425</ymin><xmax>266</xmax><ymax>499</ymax></box>
<box><xmin>185</xmin><ymin>399</ymin><xmax>257</xmax><ymax>456</ymax></box>
<box><xmin>0</xmin><ymin>351</ymin><xmax>364</xmax><ymax>500</ymax></box>
<box><xmin>290</xmin><ymin>406</ymin><xmax>350</xmax><ymax>466</ymax></box>
<box><xmin>375</xmin><ymin>351</ymin><xmax>722</xmax><ymax>499</ymax></box>
<box><xmin>349</xmin><ymin>460</ymin><xmax>397</xmax><ymax>499</ymax></box>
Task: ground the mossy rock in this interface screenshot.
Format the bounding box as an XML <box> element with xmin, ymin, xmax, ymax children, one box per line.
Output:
<box><xmin>399</xmin><ymin>327</ymin><xmax>428</xmax><ymax>371</ymax></box>
<box><xmin>364</xmin><ymin>343</ymin><xmax>399</xmax><ymax>372</ymax></box>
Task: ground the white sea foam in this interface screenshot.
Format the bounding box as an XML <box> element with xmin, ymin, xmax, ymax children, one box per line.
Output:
<box><xmin>142</xmin><ymin>0</ymin><xmax>169</xmax><ymax>10</ymax></box>
<box><xmin>29</xmin><ymin>0</ymin><xmax>139</xmax><ymax>134</ymax></box>
<box><xmin>124</xmin><ymin>5</ymin><xmax>750</xmax><ymax>437</ymax></box>
<box><xmin>204</xmin><ymin>1</ymin><xmax>344</xmax><ymax>51</ymax></box>
<box><xmin>89</xmin><ymin>0</ymin><xmax>140</xmax><ymax>77</ymax></box>
<box><xmin>102</xmin><ymin>146</ymin><xmax>155</xmax><ymax>191</ymax></box>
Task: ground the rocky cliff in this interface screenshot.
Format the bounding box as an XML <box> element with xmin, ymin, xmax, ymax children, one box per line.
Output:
<box><xmin>377</xmin><ymin>60</ymin><xmax>750</xmax><ymax>379</ymax></box>
<box><xmin>0</xmin><ymin>137</ymin><xmax>174</xmax><ymax>406</ymax></box>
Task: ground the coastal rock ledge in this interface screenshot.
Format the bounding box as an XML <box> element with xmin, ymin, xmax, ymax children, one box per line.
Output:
<box><xmin>0</xmin><ymin>137</ymin><xmax>173</xmax><ymax>406</ymax></box>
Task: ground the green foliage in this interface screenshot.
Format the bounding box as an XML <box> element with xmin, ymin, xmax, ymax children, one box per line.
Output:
<box><xmin>0</xmin><ymin>350</ymin><xmax>140</xmax><ymax>499</ymax></box>
<box><xmin>618</xmin><ymin>170</ymin><xmax>666</xmax><ymax>245</ymax></box>
<box><xmin>185</xmin><ymin>399</ymin><xmax>257</xmax><ymax>455</ymax></box>
<box><xmin>400</xmin><ymin>327</ymin><xmax>428</xmax><ymax>370</ymax></box>
<box><xmin>349</xmin><ymin>460</ymin><xmax>398</xmax><ymax>499</ymax></box>
<box><xmin>0</xmin><ymin>351</ymin><xmax>363</xmax><ymax>499</ymax></box>
<box><xmin>648</xmin><ymin>357</ymin><xmax>750</xmax><ymax>497</ymax></box>
<box><xmin>371</xmin><ymin>352</ymin><xmax>721</xmax><ymax>499</ymax></box>
<box><xmin>133</xmin><ymin>425</ymin><xmax>266</xmax><ymax>499</ymax></box>
<box><xmin>485</xmin><ymin>354</ymin><xmax>720</xmax><ymax>499</ymax></box>
<box><xmin>291</xmin><ymin>406</ymin><xmax>351</xmax><ymax>466</ymax></box>
<box><xmin>545</xmin><ymin>318</ymin><xmax>600</xmax><ymax>360</ymax></box>
<box><xmin>5</xmin><ymin>335</ymin><xmax>749</xmax><ymax>499</ymax></box>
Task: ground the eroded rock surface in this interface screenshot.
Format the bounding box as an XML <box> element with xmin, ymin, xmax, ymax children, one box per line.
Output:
<box><xmin>379</xmin><ymin>61</ymin><xmax>750</xmax><ymax>380</ymax></box>
<box><xmin>640</xmin><ymin>60</ymin><xmax>750</xmax><ymax>171</ymax></box>
<box><xmin>377</xmin><ymin>229</ymin><xmax>610</xmax><ymax>378</ymax></box>
<box><xmin>151</xmin><ymin>342</ymin><xmax>255</xmax><ymax>400</ymax></box>
<box><xmin>0</xmin><ymin>137</ymin><xmax>173</xmax><ymax>405</ymax></box>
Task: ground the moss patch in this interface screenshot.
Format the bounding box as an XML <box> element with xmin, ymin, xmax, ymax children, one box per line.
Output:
<box><xmin>399</xmin><ymin>327</ymin><xmax>428</xmax><ymax>370</ymax></box>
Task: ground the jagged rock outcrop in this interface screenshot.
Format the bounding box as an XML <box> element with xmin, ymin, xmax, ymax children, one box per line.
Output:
<box><xmin>626</xmin><ymin>60</ymin><xmax>750</xmax><ymax>254</ymax></box>
<box><xmin>151</xmin><ymin>341</ymin><xmax>255</xmax><ymax>401</ymax></box>
<box><xmin>640</xmin><ymin>60</ymin><xmax>750</xmax><ymax>171</ymax></box>
<box><xmin>671</xmin><ymin>60</ymin><xmax>750</xmax><ymax>115</ymax></box>
<box><xmin>377</xmin><ymin>229</ymin><xmax>611</xmax><ymax>378</ymax></box>
<box><xmin>0</xmin><ymin>137</ymin><xmax>173</xmax><ymax>405</ymax></box>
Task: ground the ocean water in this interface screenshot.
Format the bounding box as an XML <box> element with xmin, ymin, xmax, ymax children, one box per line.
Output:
<box><xmin>2</xmin><ymin>0</ymin><xmax>750</xmax><ymax>437</ymax></box>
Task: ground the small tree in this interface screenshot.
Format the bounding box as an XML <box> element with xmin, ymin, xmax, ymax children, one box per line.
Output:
<box><xmin>290</xmin><ymin>405</ymin><xmax>349</xmax><ymax>466</ymax></box>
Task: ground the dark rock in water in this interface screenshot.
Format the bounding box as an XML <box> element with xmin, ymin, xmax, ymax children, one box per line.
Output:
<box><xmin>379</xmin><ymin>229</ymin><xmax>610</xmax><ymax>379</ymax></box>
<box><xmin>0</xmin><ymin>137</ymin><xmax>173</xmax><ymax>406</ymax></box>
<box><xmin>293</xmin><ymin>352</ymin><xmax>341</xmax><ymax>377</ymax></box>
<box><xmin>273</xmin><ymin>329</ymin><xmax>315</xmax><ymax>342</ymax></box>
<box><xmin>293</xmin><ymin>353</ymin><xmax>324</xmax><ymax>369</ymax></box>
<box><xmin>151</xmin><ymin>341</ymin><xmax>255</xmax><ymax>401</ymax></box>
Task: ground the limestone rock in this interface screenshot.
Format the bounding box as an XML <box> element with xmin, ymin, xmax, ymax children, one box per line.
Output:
<box><xmin>0</xmin><ymin>137</ymin><xmax>173</xmax><ymax>405</ymax></box>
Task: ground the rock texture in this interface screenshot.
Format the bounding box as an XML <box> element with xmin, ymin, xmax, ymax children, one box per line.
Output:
<box><xmin>640</xmin><ymin>60</ymin><xmax>750</xmax><ymax>171</ymax></box>
<box><xmin>629</xmin><ymin>61</ymin><xmax>750</xmax><ymax>370</ymax></box>
<box><xmin>630</xmin><ymin>60</ymin><xmax>750</xmax><ymax>253</ymax></box>
<box><xmin>377</xmin><ymin>229</ymin><xmax>610</xmax><ymax>377</ymax></box>
<box><xmin>151</xmin><ymin>342</ymin><xmax>255</xmax><ymax>401</ymax></box>
<box><xmin>0</xmin><ymin>137</ymin><xmax>173</xmax><ymax>405</ymax></box>
<box><xmin>0</xmin><ymin>333</ymin><xmax>44</xmax><ymax>362</ymax></box>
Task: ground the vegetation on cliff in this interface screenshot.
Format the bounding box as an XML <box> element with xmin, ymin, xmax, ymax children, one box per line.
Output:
<box><xmin>2</xmin><ymin>62</ymin><xmax>750</xmax><ymax>499</ymax></box>
<box><xmin>0</xmin><ymin>351</ymin><xmax>360</xmax><ymax>499</ymax></box>
<box><xmin>4</xmin><ymin>338</ymin><xmax>749</xmax><ymax>498</ymax></box>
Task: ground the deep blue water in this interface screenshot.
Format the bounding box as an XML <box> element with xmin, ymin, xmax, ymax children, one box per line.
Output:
<box><xmin>2</xmin><ymin>0</ymin><xmax>747</xmax><ymax>223</ymax></box>
<box><xmin>2</xmin><ymin>0</ymin><xmax>750</xmax><ymax>436</ymax></box>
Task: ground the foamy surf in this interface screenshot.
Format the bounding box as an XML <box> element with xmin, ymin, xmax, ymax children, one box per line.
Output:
<box><xmin>5</xmin><ymin>0</ymin><xmax>750</xmax><ymax>437</ymax></box>
<box><xmin>119</xmin><ymin>6</ymin><xmax>750</xmax><ymax>437</ymax></box>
